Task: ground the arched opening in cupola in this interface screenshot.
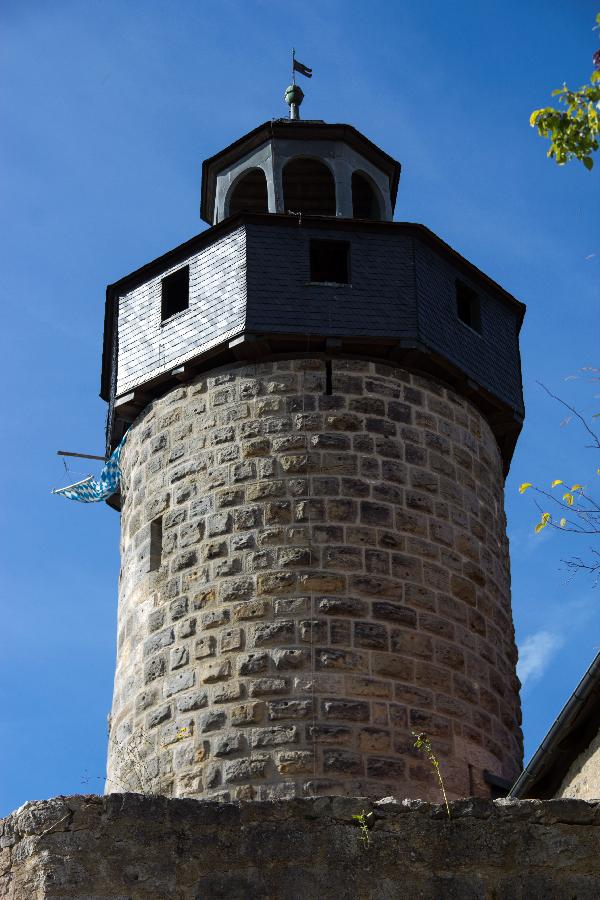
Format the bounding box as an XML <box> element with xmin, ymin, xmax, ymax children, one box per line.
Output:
<box><xmin>227</xmin><ymin>168</ymin><xmax>269</xmax><ymax>216</ymax></box>
<box><xmin>351</xmin><ymin>171</ymin><xmax>381</xmax><ymax>220</ymax></box>
<box><xmin>282</xmin><ymin>157</ymin><xmax>336</xmax><ymax>216</ymax></box>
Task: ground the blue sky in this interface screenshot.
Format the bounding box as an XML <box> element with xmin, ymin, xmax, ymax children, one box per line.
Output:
<box><xmin>0</xmin><ymin>0</ymin><xmax>598</xmax><ymax>817</ymax></box>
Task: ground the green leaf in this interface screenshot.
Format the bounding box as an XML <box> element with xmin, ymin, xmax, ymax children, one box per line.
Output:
<box><xmin>583</xmin><ymin>156</ymin><xmax>594</xmax><ymax>170</ymax></box>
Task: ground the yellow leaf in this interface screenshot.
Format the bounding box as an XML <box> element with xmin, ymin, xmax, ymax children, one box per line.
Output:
<box><xmin>570</xmin><ymin>484</ymin><xmax>583</xmax><ymax>492</ymax></box>
<box><xmin>519</xmin><ymin>482</ymin><xmax>533</xmax><ymax>494</ymax></box>
<box><xmin>563</xmin><ymin>492</ymin><xmax>574</xmax><ymax>506</ymax></box>
<box><xmin>559</xmin><ymin>518</ymin><xmax>567</xmax><ymax>528</ymax></box>
<box><xmin>535</xmin><ymin>513</ymin><xmax>551</xmax><ymax>533</ymax></box>
<box><xmin>551</xmin><ymin>479</ymin><xmax>563</xmax><ymax>488</ymax></box>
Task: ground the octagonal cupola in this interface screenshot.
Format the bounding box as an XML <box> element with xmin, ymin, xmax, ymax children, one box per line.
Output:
<box><xmin>200</xmin><ymin>114</ymin><xmax>401</xmax><ymax>225</ymax></box>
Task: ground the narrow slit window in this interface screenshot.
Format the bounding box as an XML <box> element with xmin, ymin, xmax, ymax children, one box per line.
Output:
<box><xmin>325</xmin><ymin>359</ymin><xmax>333</xmax><ymax>395</ymax></box>
<box><xmin>149</xmin><ymin>517</ymin><xmax>163</xmax><ymax>572</ymax></box>
<box><xmin>161</xmin><ymin>266</ymin><xmax>189</xmax><ymax>321</ymax></box>
<box><xmin>456</xmin><ymin>279</ymin><xmax>481</xmax><ymax>333</ymax></box>
<box><xmin>309</xmin><ymin>240</ymin><xmax>350</xmax><ymax>284</ymax></box>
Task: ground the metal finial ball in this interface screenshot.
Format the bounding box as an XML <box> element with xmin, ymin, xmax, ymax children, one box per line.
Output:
<box><xmin>284</xmin><ymin>84</ymin><xmax>304</xmax><ymax>107</ymax></box>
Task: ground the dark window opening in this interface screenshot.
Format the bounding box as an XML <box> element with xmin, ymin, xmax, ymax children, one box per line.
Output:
<box><xmin>456</xmin><ymin>279</ymin><xmax>481</xmax><ymax>333</ymax></box>
<box><xmin>228</xmin><ymin>168</ymin><xmax>269</xmax><ymax>216</ymax></box>
<box><xmin>310</xmin><ymin>240</ymin><xmax>350</xmax><ymax>284</ymax></box>
<box><xmin>484</xmin><ymin>769</ymin><xmax>512</xmax><ymax>800</ymax></box>
<box><xmin>283</xmin><ymin>157</ymin><xmax>336</xmax><ymax>216</ymax></box>
<box><xmin>352</xmin><ymin>171</ymin><xmax>380</xmax><ymax>220</ymax></box>
<box><xmin>161</xmin><ymin>266</ymin><xmax>189</xmax><ymax>321</ymax></box>
<box><xmin>149</xmin><ymin>517</ymin><xmax>162</xmax><ymax>572</ymax></box>
<box><xmin>325</xmin><ymin>359</ymin><xmax>333</xmax><ymax>395</ymax></box>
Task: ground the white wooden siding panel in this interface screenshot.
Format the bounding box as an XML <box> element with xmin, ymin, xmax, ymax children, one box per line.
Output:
<box><xmin>116</xmin><ymin>227</ymin><xmax>247</xmax><ymax>395</ymax></box>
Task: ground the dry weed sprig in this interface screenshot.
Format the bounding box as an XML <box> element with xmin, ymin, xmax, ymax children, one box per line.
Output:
<box><xmin>412</xmin><ymin>731</ymin><xmax>451</xmax><ymax>819</ymax></box>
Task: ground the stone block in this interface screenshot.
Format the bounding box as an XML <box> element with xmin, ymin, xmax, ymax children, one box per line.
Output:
<box><xmin>353</xmin><ymin>621</ymin><xmax>389</xmax><ymax>650</ymax></box>
<box><xmin>250</xmin><ymin>725</ymin><xmax>299</xmax><ymax>748</ymax></box>
<box><xmin>252</xmin><ymin>620</ymin><xmax>296</xmax><ymax>646</ymax></box>
<box><xmin>200</xmin><ymin>709</ymin><xmax>227</xmax><ymax>732</ymax></box>
<box><xmin>372</xmin><ymin>602</ymin><xmax>417</xmax><ymax>628</ymax></box>
<box><xmin>144</xmin><ymin>655</ymin><xmax>167</xmax><ymax>684</ymax></box>
<box><xmin>276</xmin><ymin>750</ymin><xmax>314</xmax><ymax>774</ymax></box>
<box><xmin>201</xmin><ymin>608</ymin><xmax>231</xmax><ymax>631</ymax></box>
<box><xmin>267</xmin><ymin>699</ymin><xmax>314</xmax><ymax>720</ymax></box>
<box><xmin>144</xmin><ymin>627</ymin><xmax>175</xmax><ymax>657</ymax></box>
<box><xmin>346</xmin><ymin>676</ymin><xmax>392</xmax><ymax>699</ymax></box>
<box><xmin>223</xmin><ymin>756</ymin><xmax>268</xmax><ymax>783</ymax></box>
<box><xmin>316</xmin><ymin>648</ymin><xmax>368</xmax><ymax>671</ymax></box>
<box><xmin>249</xmin><ymin>677</ymin><xmax>288</xmax><ymax>696</ymax></box>
<box><xmin>170</xmin><ymin>645</ymin><xmax>189</xmax><ymax>670</ymax></box>
<box><xmin>147</xmin><ymin>704</ymin><xmax>172</xmax><ymax>729</ymax></box>
<box><xmin>256</xmin><ymin>571</ymin><xmax>297</xmax><ymax>595</ymax></box>
<box><xmin>201</xmin><ymin>660</ymin><xmax>231</xmax><ymax>683</ymax></box>
<box><xmin>322</xmin><ymin>699</ymin><xmax>369</xmax><ymax>722</ymax></box>
<box><xmin>270</xmin><ymin>648</ymin><xmax>310</xmax><ymax>670</ymax></box>
<box><xmin>194</xmin><ymin>635</ymin><xmax>216</xmax><ymax>659</ymax></box>
<box><xmin>231</xmin><ymin>701</ymin><xmax>264</xmax><ymax>726</ymax></box>
<box><xmin>220</xmin><ymin>627</ymin><xmax>244</xmax><ymax>653</ymax></box>
<box><xmin>164</xmin><ymin>671</ymin><xmax>195</xmax><ymax>697</ymax></box>
<box><xmin>176</xmin><ymin>691</ymin><xmax>208</xmax><ymax>713</ymax></box>
<box><xmin>318</xmin><ymin>597</ymin><xmax>368</xmax><ymax>617</ymax></box>
<box><xmin>212</xmin><ymin>683</ymin><xmax>244</xmax><ymax>704</ymax></box>
<box><xmin>323</xmin><ymin>750</ymin><xmax>363</xmax><ymax>775</ymax></box>
<box><xmin>366</xmin><ymin>755</ymin><xmax>406</xmax><ymax>779</ymax></box>
<box><xmin>214</xmin><ymin>732</ymin><xmax>245</xmax><ymax>756</ymax></box>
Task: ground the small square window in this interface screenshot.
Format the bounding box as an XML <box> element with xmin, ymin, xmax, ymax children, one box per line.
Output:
<box><xmin>310</xmin><ymin>240</ymin><xmax>350</xmax><ymax>284</ymax></box>
<box><xmin>161</xmin><ymin>266</ymin><xmax>189</xmax><ymax>321</ymax></box>
<box><xmin>456</xmin><ymin>280</ymin><xmax>481</xmax><ymax>333</ymax></box>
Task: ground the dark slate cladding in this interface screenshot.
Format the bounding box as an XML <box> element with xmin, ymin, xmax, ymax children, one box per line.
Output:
<box><xmin>244</xmin><ymin>220</ymin><xmax>523</xmax><ymax>418</ymax></box>
<box><xmin>413</xmin><ymin>240</ymin><xmax>524</xmax><ymax>416</ymax></box>
<box><xmin>102</xmin><ymin>214</ymin><xmax>525</xmax><ymax>467</ymax></box>
<box><xmin>245</xmin><ymin>224</ymin><xmax>417</xmax><ymax>338</ymax></box>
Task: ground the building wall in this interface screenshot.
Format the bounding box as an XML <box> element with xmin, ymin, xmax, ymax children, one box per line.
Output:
<box><xmin>116</xmin><ymin>226</ymin><xmax>247</xmax><ymax>396</ymax></box>
<box><xmin>106</xmin><ymin>358</ymin><xmax>522</xmax><ymax>801</ymax></box>
<box><xmin>558</xmin><ymin>728</ymin><xmax>600</xmax><ymax>801</ymax></box>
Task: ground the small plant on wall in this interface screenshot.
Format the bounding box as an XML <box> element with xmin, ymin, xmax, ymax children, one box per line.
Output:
<box><xmin>352</xmin><ymin>810</ymin><xmax>374</xmax><ymax>848</ymax></box>
<box><xmin>413</xmin><ymin>731</ymin><xmax>451</xmax><ymax>819</ymax></box>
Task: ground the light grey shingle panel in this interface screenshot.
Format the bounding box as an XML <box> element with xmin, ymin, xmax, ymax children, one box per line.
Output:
<box><xmin>116</xmin><ymin>227</ymin><xmax>246</xmax><ymax>395</ymax></box>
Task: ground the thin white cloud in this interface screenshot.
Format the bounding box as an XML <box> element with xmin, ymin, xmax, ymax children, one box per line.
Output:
<box><xmin>517</xmin><ymin>631</ymin><xmax>563</xmax><ymax>687</ymax></box>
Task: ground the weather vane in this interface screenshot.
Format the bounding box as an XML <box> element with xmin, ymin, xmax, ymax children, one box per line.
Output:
<box><xmin>285</xmin><ymin>49</ymin><xmax>312</xmax><ymax>120</ymax></box>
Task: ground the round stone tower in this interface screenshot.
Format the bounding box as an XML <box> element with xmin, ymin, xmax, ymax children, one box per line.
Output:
<box><xmin>102</xmin><ymin>108</ymin><xmax>525</xmax><ymax>802</ymax></box>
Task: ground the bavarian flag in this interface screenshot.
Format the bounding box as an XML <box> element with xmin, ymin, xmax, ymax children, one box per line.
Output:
<box><xmin>53</xmin><ymin>431</ymin><xmax>128</xmax><ymax>503</ymax></box>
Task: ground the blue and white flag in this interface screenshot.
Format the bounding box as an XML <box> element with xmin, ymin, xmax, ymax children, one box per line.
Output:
<box><xmin>53</xmin><ymin>432</ymin><xmax>127</xmax><ymax>503</ymax></box>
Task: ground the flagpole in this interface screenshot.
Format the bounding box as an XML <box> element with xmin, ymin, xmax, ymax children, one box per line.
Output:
<box><xmin>292</xmin><ymin>48</ymin><xmax>296</xmax><ymax>85</ymax></box>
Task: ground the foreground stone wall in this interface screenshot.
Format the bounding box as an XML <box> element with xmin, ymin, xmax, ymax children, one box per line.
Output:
<box><xmin>108</xmin><ymin>358</ymin><xmax>521</xmax><ymax>801</ymax></box>
<box><xmin>2</xmin><ymin>794</ymin><xmax>600</xmax><ymax>899</ymax></box>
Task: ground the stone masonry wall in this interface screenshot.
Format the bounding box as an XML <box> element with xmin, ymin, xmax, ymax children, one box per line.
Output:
<box><xmin>3</xmin><ymin>794</ymin><xmax>600</xmax><ymax>899</ymax></box>
<box><xmin>558</xmin><ymin>727</ymin><xmax>600</xmax><ymax>801</ymax></box>
<box><xmin>106</xmin><ymin>358</ymin><xmax>522</xmax><ymax>802</ymax></box>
